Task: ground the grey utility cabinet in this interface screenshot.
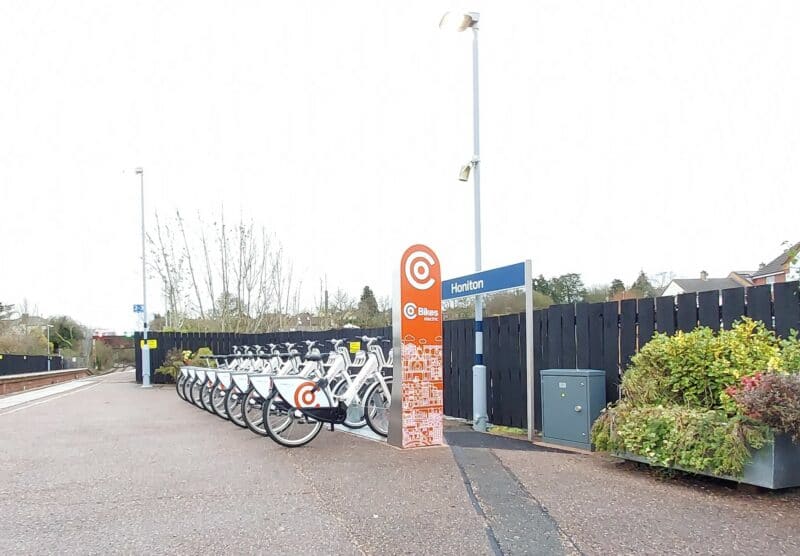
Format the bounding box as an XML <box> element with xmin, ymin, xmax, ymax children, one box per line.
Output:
<box><xmin>541</xmin><ymin>369</ymin><xmax>606</xmax><ymax>450</ymax></box>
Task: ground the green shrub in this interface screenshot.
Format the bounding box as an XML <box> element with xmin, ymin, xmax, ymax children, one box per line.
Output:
<box><xmin>623</xmin><ymin>319</ymin><xmax>781</xmax><ymax>409</ymax></box>
<box><xmin>593</xmin><ymin>319</ymin><xmax>798</xmax><ymax>478</ymax></box>
<box><xmin>780</xmin><ymin>333</ymin><xmax>800</xmax><ymax>373</ymax></box>
<box><xmin>156</xmin><ymin>346</ymin><xmax>215</xmax><ymax>380</ymax></box>
<box><xmin>93</xmin><ymin>341</ymin><xmax>114</xmax><ymax>370</ymax></box>
<box><xmin>592</xmin><ymin>403</ymin><xmax>770</xmax><ymax>477</ymax></box>
<box><xmin>155</xmin><ymin>348</ymin><xmax>185</xmax><ymax>380</ymax></box>
<box><xmin>186</xmin><ymin>347</ymin><xmax>215</xmax><ymax>367</ymax></box>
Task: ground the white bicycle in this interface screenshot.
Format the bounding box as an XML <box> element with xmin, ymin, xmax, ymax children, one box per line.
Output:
<box><xmin>262</xmin><ymin>337</ymin><xmax>393</xmax><ymax>447</ymax></box>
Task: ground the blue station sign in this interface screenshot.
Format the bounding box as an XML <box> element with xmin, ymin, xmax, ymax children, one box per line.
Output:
<box><xmin>442</xmin><ymin>262</ymin><xmax>526</xmax><ymax>300</ymax></box>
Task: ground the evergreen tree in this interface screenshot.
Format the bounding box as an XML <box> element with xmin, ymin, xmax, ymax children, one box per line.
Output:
<box><xmin>630</xmin><ymin>271</ymin><xmax>657</xmax><ymax>298</ymax></box>
<box><xmin>609</xmin><ymin>279</ymin><xmax>625</xmax><ymax>298</ymax></box>
<box><xmin>356</xmin><ymin>286</ymin><xmax>380</xmax><ymax>327</ymax></box>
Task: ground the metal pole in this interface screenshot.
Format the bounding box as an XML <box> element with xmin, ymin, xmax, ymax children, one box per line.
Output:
<box><xmin>47</xmin><ymin>325</ymin><xmax>51</xmax><ymax>371</ymax></box>
<box><xmin>470</xmin><ymin>23</ymin><xmax>488</xmax><ymax>432</ymax></box>
<box><xmin>524</xmin><ymin>260</ymin><xmax>534</xmax><ymax>441</ymax></box>
<box><xmin>138</xmin><ymin>167</ymin><xmax>151</xmax><ymax>388</ymax></box>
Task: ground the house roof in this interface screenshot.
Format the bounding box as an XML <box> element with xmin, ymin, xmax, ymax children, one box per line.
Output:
<box><xmin>752</xmin><ymin>242</ymin><xmax>800</xmax><ymax>278</ymax></box>
<box><xmin>671</xmin><ymin>278</ymin><xmax>742</xmax><ymax>293</ymax></box>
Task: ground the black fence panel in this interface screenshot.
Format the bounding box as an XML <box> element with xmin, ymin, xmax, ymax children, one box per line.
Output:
<box><xmin>587</xmin><ymin>303</ymin><xmax>604</xmax><ymax>370</ymax></box>
<box><xmin>774</xmin><ymin>282</ymin><xmax>800</xmax><ymax>338</ymax></box>
<box><xmin>747</xmin><ymin>285</ymin><xmax>773</xmax><ymax>329</ymax></box>
<box><xmin>443</xmin><ymin>318</ymin><xmax>474</xmax><ymax>420</ymax></box>
<box><xmin>620</xmin><ymin>299</ymin><xmax>636</xmax><ymax>371</ymax></box>
<box><xmin>575</xmin><ymin>303</ymin><xmax>590</xmax><ymax>369</ymax></box>
<box><xmin>638</xmin><ymin>297</ymin><xmax>655</xmax><ymax>346</ymax></box>
<box><xmin>698</xmin><ymin>290</ymin><xmax>720</xmax><ymax>331</ymax></box>
<box><xmin>484</xmin><ymin>317</ymin><xmax>501</xmax><ymax>426</ymax></box>
<box><xmin>485</xmin><ymin>314</ymin><xmax>526</xmax><ymax>428</ymax></box>
<box><xmin>0</xmin><ymin>354</ymin><xmax>64</xmax><ymax>376</ymax></box>
<box><xmin>560</xmin><ymin>304</ymin><xmax>577</xmax><ymax>370</ymax></box>
<box><xmin>677</xmin><ymin>293</ymin><xmax>698</xmax><ymax>332</ymax></box>
<box><xmin>656</xmin><ymin>296</ymin><xmax>676</xmax><ymax>335</ymax></box>
<box><xmin>722</xmin><ymin>287</ymin><xmax>745</xmax><ymax>329</ymax></box>
<box><xmin>547</xmin><ymin>305</ymin><xmax>562</xmax><ymax>369</ymax></box>
<box><xmin>602</xmin><ymin>301</ymin><xmax>620</xmax><ymax>403</ymax></box>
<box><xmin>531</xmin><ymin>309</ymin><xmax>546</xmax><ymax>430</ymax></box>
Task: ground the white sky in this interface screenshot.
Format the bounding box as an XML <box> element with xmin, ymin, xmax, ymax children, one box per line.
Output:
<box><xmin>1</xmin><ymin>1</ymin><xmax>798</xmax><ymax>331</ymax></box>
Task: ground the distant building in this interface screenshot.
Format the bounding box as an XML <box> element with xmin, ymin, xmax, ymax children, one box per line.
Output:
<box><xmin>749</xmin><ymin>242</ymin><xmax>800</xmax><ymax>285</ymax></box>
<box><xmin>92</xmin><ymin>334</ymin><xmax>134</xmax><ymax>349</ymax></box>
<box><xmin>663</xmin><ymin>243</ymin><xmax>800</xmax><ymax>295</ymax></box>
<box><xmin>291</xmin><ymin>312</ymin><xmax>326</xmax><ymax>331</ymax></box>
<box><xmin>662</xmin><ymin>271</ymin><xmax>742</xmax><ymax>297</ymax></box>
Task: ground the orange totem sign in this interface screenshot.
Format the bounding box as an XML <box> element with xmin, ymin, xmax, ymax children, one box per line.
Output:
<box><xmin>387</xmin><ymin>245</ymin><xmax>444</xmax><ymax>449</ymax></box>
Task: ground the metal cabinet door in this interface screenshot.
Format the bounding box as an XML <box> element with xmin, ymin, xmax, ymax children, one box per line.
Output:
<box><xmin>542</xmin><ymin>375</ymin><xmax>589</xmax><ymax>443</ymax></box>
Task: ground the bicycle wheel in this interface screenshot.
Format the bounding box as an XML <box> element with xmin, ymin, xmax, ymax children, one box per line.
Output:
<box><xmin>182</xmin><ymin>376</ymin><xmax>194</xmax><ymax>402</ymax></box>
<box><xmin>242</xmin><ymin>388</ymin><xmax>267</xmax><ymax>436</ymax></box>
<box><xmin>190</xmin><ymin>379</ymin><xmax>204</xmax><ymax>408</ymax></box>
<box><xmin>333</xmin><ymin>379</ymin><xmax>366</xmax><ymax>429</ymax></box>
<box><xmin>263</xmin><ymin>391</ymin><xmax>322</xmax><ymax>448</ymax></box>
<box><xmin>211</xmin><ymin>386</ymin><xmax>229</xmax><ymax>420</ymax></box>
<box><xmin>364</xmin><ymin>378</ymin><xmax>392</xmax><ymax>437</ymax></box>
<box><xmin>225</xmin><ymin>388</ymin><xmax>247</xmax><ymax>428</ymax></box>
<box><xmin>176</xmin><ymin>375</ymin><xmax>187</xmax><ymax>400</ymax></box>
<box><xmin>200</xmin><ymin>383</ymin><xmax>214</xmax><ymax>413</ymax></box>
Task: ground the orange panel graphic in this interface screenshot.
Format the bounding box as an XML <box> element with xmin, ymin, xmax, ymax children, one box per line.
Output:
<box><xmin>398</xmin><ymin>245</ymin><xmax>443</xmax><ymax>448</ymax></box>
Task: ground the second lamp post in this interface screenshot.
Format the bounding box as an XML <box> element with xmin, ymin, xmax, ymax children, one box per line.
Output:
<box><xmin>440</xmin><ymin>11</ymin><xmax>487</xmax><ymax>432</ymax></box>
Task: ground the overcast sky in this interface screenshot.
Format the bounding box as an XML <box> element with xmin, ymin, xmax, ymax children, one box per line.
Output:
<box><xmin>1</xmin><ymin>1</ymin><xmax>798</xmax><ymax>331</ymax></box>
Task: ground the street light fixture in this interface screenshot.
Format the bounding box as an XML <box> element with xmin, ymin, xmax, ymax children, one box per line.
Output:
<box><xmin>136</xmin><ymin>167</ymin><xmax>152</xmax><ymax>388</ymax></box>
<box><xmin>439</xmin><ymin>11</ymin><xmax>479</xmax><ymax>32</ymax></box>
<box><xmin>440</xmin><ymin>11</ymin><xmax>488</xmax><ymax>432</ymax></box>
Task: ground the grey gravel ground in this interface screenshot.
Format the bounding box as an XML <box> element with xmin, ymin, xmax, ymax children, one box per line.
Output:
<box><xmin>3</xmin><ymin>371</ymin><xmax>799</xmax><ymax>555</ymax></box>
<box><xmin>0</xmin><ymin>371</ymin><xmax>491</xmax><ymax>555</ymax></box>
<box><xmin>495</xmin><ymin>441</ymin><xmax>800</xmax><ymax>555</ymax></box>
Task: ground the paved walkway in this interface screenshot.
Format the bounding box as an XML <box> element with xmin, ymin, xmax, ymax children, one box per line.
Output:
<box><xmin>1</xmin><ymin>370</ymin><xmax>799</xmax><ymax>555</ymax></box>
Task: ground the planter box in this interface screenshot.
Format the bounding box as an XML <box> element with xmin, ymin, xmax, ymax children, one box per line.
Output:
<box><xmin>617</xmin><ymin>434</ymin><xmax>800</xmax><ymax>489</ymax></box>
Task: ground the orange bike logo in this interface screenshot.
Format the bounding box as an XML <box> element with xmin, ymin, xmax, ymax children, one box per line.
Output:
<box><xmin>404</xmin><ymin>250</ymin><xmax>437</xmax><ymax>290</ymax></box>
<box><xmin>293</xmin><ymin>381</ymin><xmax>320</xmax><ymax>408</ymax></box>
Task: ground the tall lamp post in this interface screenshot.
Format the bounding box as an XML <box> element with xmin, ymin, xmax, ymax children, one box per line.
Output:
<box><xmin>136</xmin><ymin>167</ymin><xmax>152</xmax><ymax>388</ymax></box>
<box><xmin>440</xmin><ymin>11</ymin><xmax>487</xmax><ymax>431</ymax></box>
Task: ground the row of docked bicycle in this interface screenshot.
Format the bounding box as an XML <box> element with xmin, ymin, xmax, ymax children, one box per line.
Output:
<box><xmin>175</xmin><ymin>337</ymin><xmax>393</xmax><ymax>447</ymax></box>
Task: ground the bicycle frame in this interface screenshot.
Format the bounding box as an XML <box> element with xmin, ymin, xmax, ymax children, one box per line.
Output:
<box><xmin>270</xmin><ymin>349</ymin><xmax>388</xmax><ymax>425</ymax></box>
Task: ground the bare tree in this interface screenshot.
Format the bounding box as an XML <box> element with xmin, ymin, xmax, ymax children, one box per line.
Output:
<box><xmin>176</xmin><ymin>210</ymin><xmax>205</xmax><ymax>319</ymax></box>
<box><xmin>649</xmin><ymin>271</ymin><xmax>676</xmax><ymax>295</ymax></box>
<box><xmin>147</xmin><ymin>210</ymin><xmax>301</xmax><ymax>333</ymax></box>
<box><xmin>149</xmin><ymin>211</ymin><xmax>187</xmax><ymax>330</ymax></box>
<box><xmin>199</xmin><ymin>214</ymin><xmax>216</xmax><ymax>320</ymax></box>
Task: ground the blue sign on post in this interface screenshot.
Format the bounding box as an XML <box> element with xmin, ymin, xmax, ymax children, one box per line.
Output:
<box><xmin>133</xmin><ymin>304</ymin><xmax>144</xmax><ymax>313</ymax></box>
<box><xmin>442</xmin><ymin>262</ymin><xmax>526</xmax><ymax>300</ymax></box>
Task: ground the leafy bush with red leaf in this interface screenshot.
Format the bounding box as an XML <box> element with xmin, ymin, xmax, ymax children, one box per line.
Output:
<box><xmin>729</xmin><ymin>373</ymin><xmax>800</xmax><ymax>442</ymax></box>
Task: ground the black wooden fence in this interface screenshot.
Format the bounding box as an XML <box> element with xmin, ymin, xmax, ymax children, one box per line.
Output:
<box><xmin>0</xmin><ymin>354</ymin><xmax>63</xmax><ymax>376</ymax></box>
<box><xmin>134</xmin><ymin>326</ymin><xmax>390</xmax><ymax>384</ymax></box>
<box><xmin>444</xmin><ymin>281</ymin><xmax>800</xmax><ymax>430</ymax></box>
<box><xmin>136</xmin><ymin>282</ymin><xmax>800</xmax><ymax>431</ymax></box>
